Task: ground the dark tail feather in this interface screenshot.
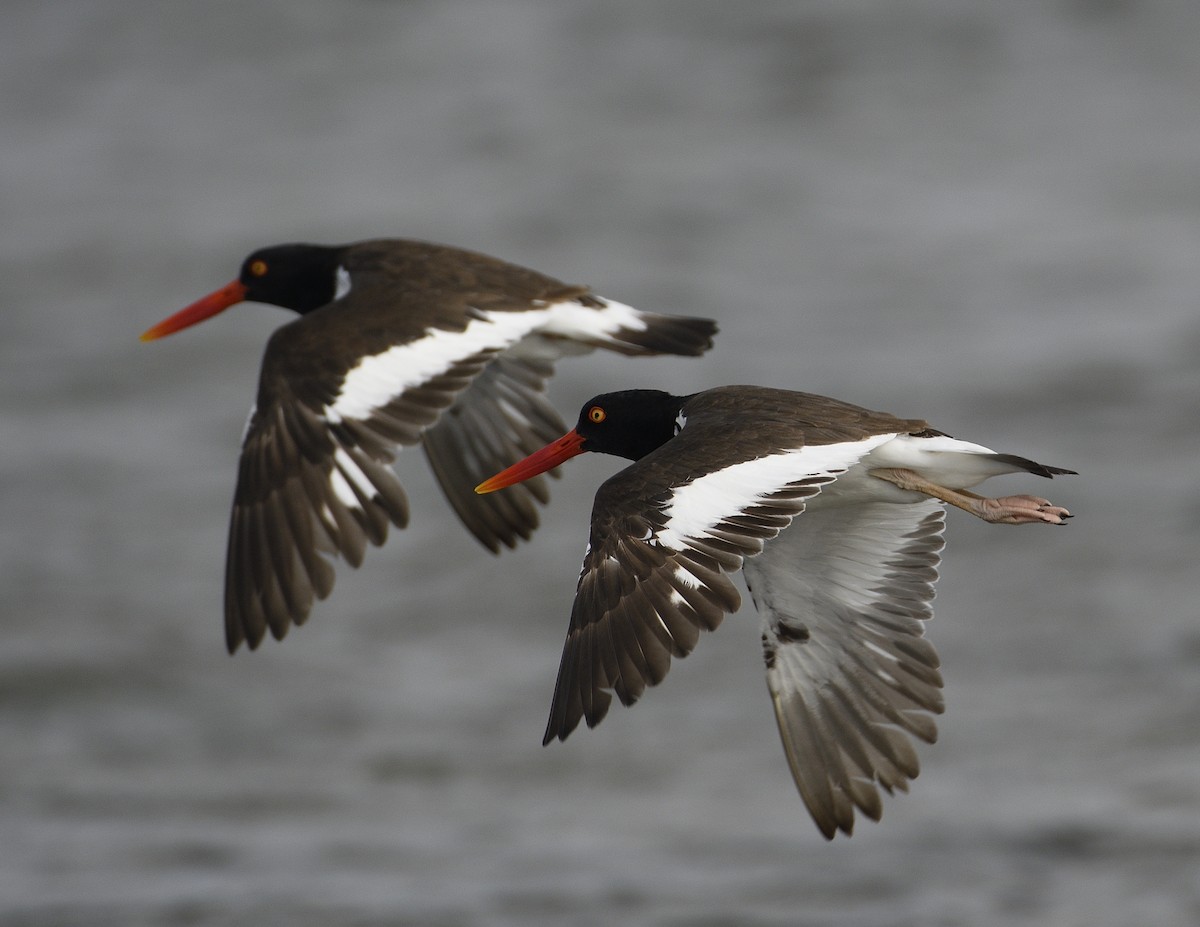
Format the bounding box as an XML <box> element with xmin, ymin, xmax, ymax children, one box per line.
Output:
<box><xmin>991</xmin><ymin>454</ymin><xmax>1077</xmax><ymax>479</ymax></box>
<box><xmin>609</xmin><ymin>313</ymin><xmax>718</xmax><ymax>357</ymax></box>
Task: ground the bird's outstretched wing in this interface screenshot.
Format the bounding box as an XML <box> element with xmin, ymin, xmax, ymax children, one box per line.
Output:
<box><xmin>542</xmin><ymin>421</ymin><xmax>900</xmax><ymax>742</ymax></box>
<box><xmin>420</xmin><ymin>299</ymin><xmax>716</xmax><ymax>552</ymax></box>
<box><xmin>225</xmin><ymin>286</ymin><xmax>714</xmax><ymax>653</ymax></box>
<box><xmin>747</xmin><ymin>497</ymin><xmax>945</xmax><ymax>838</ymax></box>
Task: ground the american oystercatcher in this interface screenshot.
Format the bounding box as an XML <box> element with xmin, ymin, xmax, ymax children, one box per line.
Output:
<box><xmin>141</xmin><ymin>240</ymin><xmax>716</xmax><ymax>653</ymax></box>
<box><xmin>476</xmin><ymin>385</ymin><xmax>1075</xmax><ymax>838</ymax></box>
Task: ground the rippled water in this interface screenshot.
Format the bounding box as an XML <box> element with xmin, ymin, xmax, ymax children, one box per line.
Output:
<box><xmin>3</xmin><ymin>1</ymin><xmax>1199</xmax><ymax>924</ymax></box>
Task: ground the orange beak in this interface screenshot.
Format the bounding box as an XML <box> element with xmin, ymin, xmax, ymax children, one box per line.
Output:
<box><xmin>475</xmin><ymin>429</ymin><xmax>588</xmax><ymax>493</ymax></box>
<box><xmin>140</xmin><ymin>279</ymin><xmax>248</xmax><ymax>341</ymax></box>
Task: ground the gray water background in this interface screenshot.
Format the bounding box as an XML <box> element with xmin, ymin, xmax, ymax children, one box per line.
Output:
<box><xmin>3</xmin><ymin>1</ymin><xmax>1198</xmax><ymax>924</ymax></box>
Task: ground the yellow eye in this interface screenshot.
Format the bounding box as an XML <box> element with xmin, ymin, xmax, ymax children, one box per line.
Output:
<box><xmin>588</xmin><ymin>406</ymin><xmax>606</xmax><ymax>424</ymax></box>
<box><xmin>249</xmin><ymin>259</ymin><xmax>268</xmax><ymax>277</ymax></box>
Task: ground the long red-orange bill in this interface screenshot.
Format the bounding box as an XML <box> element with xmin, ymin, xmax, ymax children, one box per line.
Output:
<box><xmin>140</xmin><ymin>279</ymin><xmax>248</xmax><ymax>341</ymax></box>
<box><xmin>475</xmin><ymin>430</ymin><xmax>587</xmax><ymax>494</ymax></box>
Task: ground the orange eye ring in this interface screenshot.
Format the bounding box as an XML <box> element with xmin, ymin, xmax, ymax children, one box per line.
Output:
<box><xmin>587</xmin><ymin>406</ymin><xmax>606</xmax><ymax>424</ymax></box>
<box><xmin>248</xmin><ymin>259</ymin><xmax>268</xmax><ymax>277</ymax></box>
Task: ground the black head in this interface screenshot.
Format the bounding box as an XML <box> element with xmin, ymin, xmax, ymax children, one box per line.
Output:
<box><xmin>574</xmin><ymin>389</ymin><xmax>684</xmax><ymax>461</ymax></box>
<box><xmin>141</xmin><ymin>242</ymin><xmax>347</xmax><ymax>342</ymax></box>
<box><xmin>238</xmin><ymin>243</ymin><xmax>346</xmax><ymax>315</ymax></box>
<box><xmin>474</xmin><ymin>388</ymin><xmax>687</xmax><ymax>495</ymax></box>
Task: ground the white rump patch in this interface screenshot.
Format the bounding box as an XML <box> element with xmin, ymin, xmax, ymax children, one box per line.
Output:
<box><xmin>535</xmin><ymin>297</ymin><xmax>648</xmax><ymax>342</ymax></box>
<box><xmin>862</xmin><ymin>433</ymin><xmax>1013</xmax><ymax>489</ymax></box>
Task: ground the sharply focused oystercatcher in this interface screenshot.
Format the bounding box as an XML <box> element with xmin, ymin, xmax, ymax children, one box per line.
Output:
<box><xmin>141</xmin><ymin>239</ymin><xmax>716</xmax><ymax>653</ymax></box>
<box><xmin>476</xmin><ymin>385</ymin><xmax>1075</xmax><ymax>838</ymax></box>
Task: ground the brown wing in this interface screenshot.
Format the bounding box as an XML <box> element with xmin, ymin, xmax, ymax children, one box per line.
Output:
<box><xmin>224</xmin><ymin>301</ymin><xmax>501</xmax><ymax>652</ymax></box>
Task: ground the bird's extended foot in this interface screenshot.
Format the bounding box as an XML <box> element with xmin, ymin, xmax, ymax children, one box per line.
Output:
<box><xmin>968</xmin><ymin>494</ymin><xmax>1072</xmax><ymax>525</ymax></box>
<box><xmin>871</xmin><ymin>468</ymin><xmax>1072</xmax><ymax>525</ymax></box>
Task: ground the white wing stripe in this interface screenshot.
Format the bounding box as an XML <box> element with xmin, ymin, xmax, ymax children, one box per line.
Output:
<box><xmin>324</xmin><ymin>298</ymin><xmax>651</xmax><ymax>424</ymax></box>
<box><xmin>656</xmin><ymin>437</ymin><xmax>895</xmax><ymax>550</ymax></box>
<box><xmin>672</xmin><ymin>563</ymin><xmax>705</xmax><ymax>589</ymax></box>
<box><xmin>325</xmin><ymin>308</ymin><xmax>554</xmax><ymax>422</ymax></box>
<box><xmin>329</xmin><ymin>446</ymin><xmax>374</xmax><ymax>508</ymax></box>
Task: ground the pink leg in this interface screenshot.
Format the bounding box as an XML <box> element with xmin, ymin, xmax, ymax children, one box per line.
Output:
<box><xmin>870</xmin><ymin>468</ymin><xmax>1072</xmax><ymax>525</ymax></box>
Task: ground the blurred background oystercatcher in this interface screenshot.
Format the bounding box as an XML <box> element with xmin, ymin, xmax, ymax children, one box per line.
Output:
<box><xmin>141</xmin><ymin>239</ymin><xmax>717</xmax><ymax>652</ymax></box>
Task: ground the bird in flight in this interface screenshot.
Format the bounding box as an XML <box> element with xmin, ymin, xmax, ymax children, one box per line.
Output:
<box><xmin>477</xmin><ymin>385</ymin><xmax>1074</xmax><ymax>838</ymax></box>
<box><xmin>142</xmin><ymin>240</ymin><xmax>716</xmax><ymax>652</ymax></box>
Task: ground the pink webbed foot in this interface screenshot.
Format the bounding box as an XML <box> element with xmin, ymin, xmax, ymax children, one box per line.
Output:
<box><xmin>972</xmin><ymin>494</ymin><xmax>1072</xmax><ymax>525</ymax></box>
<box><xmin>870</xmin><ymin>468</ymin><xmax>1073</xmax><ymax>526</ymax></box>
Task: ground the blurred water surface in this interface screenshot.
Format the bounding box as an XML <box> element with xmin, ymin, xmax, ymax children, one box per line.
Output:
<box><xmin>2</xmin><ymin>1</ymin><xmax>1198</xmax><ymax>925</ymax></box>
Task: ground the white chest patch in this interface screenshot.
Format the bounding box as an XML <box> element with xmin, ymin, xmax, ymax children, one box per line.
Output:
<box><xmin>673</xmin><ymin>410</ymin><xmax>687</xmax><ymax>435</ymax></box>
<box><xmin>334</xmin><ymin>265</ymin><xmax>352</xmax><ymax>301</ymax></box>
